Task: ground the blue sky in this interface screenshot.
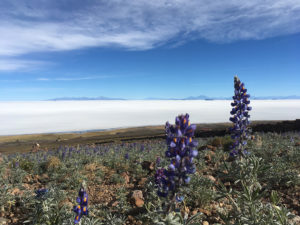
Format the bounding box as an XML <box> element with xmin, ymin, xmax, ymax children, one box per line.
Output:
<box><xmin>0</xmin><ymin>0</ymin><xmax>299</xmax><ymax>100</ymax></box>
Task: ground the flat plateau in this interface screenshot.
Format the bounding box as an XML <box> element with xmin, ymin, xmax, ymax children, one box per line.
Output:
<box><xmin>1</xmin><ymin>119</ymin><xmax>299</xmax><ymax>154</ymax></box>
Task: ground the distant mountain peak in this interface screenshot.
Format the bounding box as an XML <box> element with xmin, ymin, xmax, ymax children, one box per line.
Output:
<box><xmin>49</xmin><ymin>96</ymin><xmax>126</xmax><ymax>101</ymax></box>
<box><xmin>48</xmin><ymin>95</ymin><xmax>300</xmax><ymax>101</ymax></box>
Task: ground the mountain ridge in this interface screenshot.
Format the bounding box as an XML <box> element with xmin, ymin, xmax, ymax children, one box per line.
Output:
<box><xmin>48</xmin><ymin>95</ymin><xmax>300</xmax><ymax>101</ymax></box>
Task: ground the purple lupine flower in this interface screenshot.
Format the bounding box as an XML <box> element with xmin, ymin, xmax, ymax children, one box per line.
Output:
<box><xmin>156</xmin><ymin>114</ymin><xmax>198</xmax><ymax>205</ymax></box>
<box><xmin>124</xmin><ymin>153</ymin><xmax>129</xmax><ymax>160</ymax></box>
<box><xmin>229</xmin><ymin>76</ymin><xmax>252</xmax><ymax>158</ymax></box>
<box><xmin>35</xmin><ymin>188</ymin><xmax>49</xmax><ymax>198</ymax></box>
<box><xmin>62</xmin><ymin>151</ymin><xmax>66</xmax><ymax>160</ymax></box>
<box><xmin>73</xmin><ymin>182</ymin><xmax>88</xmax><ymax>224</ymax></box>
<box><xmin>156</xmin><ymin>156</ymin><xmax>161</xmax><ymax>167</ymax></box>
<box><xmin>155</xmin><ymin>168</ymin><xmax>166</xmax><ymax>185</ymax></box>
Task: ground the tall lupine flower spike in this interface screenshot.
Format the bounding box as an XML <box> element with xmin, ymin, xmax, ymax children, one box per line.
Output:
<box><xmin>156</xmin><ymin>113</ymin><xmax>198</xmax><ymax>212</ymax></box>
<box><xmin>229</xmin><ymin>76</ymin><xmax>252</xmax><ymax>158</ymax></box>
<box><xmin>73</xmin><ymin>181</ymin><xmax>88</xmax><ymax>224</ymax></box>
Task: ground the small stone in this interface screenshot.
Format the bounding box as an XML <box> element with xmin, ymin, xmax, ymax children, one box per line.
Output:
<box><xmin>11</xmin><ymin>218</ymin><xmax>18</xmax><ymax>223</ymax></box>
<box><xmin>224</xmin><ymin>182</ymin><xmax>231</xmax><ymax>187</ymax></box>
<box><xmin>205</xmin><ymin>154</ymin><xmax>211</xmax><ymax>161</ymax></box>
<box><xmin>23</xmin><ymin>183</ymin><xmax>30</xmax><ymax>189</ymax></box>
<box><xmin>205</xmin><ymin>175</ymin><xmax>216</xmax><ymax>183</ymax></box>
<box><xmin>191</xmin><ymin>210</ymin><xmax>198</xmax><ymax>215</ymax></box>
<box><xmin>58</xmin><ymin>199</ymin><xmax>73</xmax><ymax>209</ymax></box>
<box><xmin>31</xmin><ymin>142</ymin><xmax>40</xmax><ymax>153</ymax></box>
<box><xmin>255</xmin><ymin>136</ymin><xmax>263</xmax><ymax>147</ymax></box>
<box><xmin>84</xmin><ymin>163</ymin><xmax>97</xmax><ymax>172</ymax></box>
<box><xmin>121</xmin><ymin>172</ymin><xmax>130</xmax><ymax>184</ymax></box>
<box><xmin>203</xmin><ymin>221</ymin><xmax>209</xmax><ymax>225</ymax></box>
<box><xmin>10</xmin><ymin>188</ymin><xmax>23</xmax><ymax>196</ymax></box>
<box><xmin>23</xmin><ymin>175</ymin><xmax>31</xmax><ymax>183</ymax></box>
<box><xmin>289</xmin><ymin>215</ymin><xmax>300</xmax><ymax>225</ymax></box>
<box><xmin>181</xmin><ymin>206</ymin><xmax>189</xmax><ymax>217</ymax></box>
<box><xmin>40</xmin><ymin>173</ymin><xmax>49</xmax><ymax>180</ymax></box>
<box><xmin>138</xmin><ymin>177</ymin><xmax>147</xmax><ymax>187</ymax></box>
<box><xmin>0</xmin><ymin>217</ymin><xmax>8</xmax><ymax>225</ymax></box>
<box><xmin>127</xmin><ymin>215</ymin><xmax>134</xmax><ymax>222</ymax></box>
<box><xmin>222</xmin><ymin>170</ymin><xmax>229</xmax><ymax>174</ymax></box>
<box><xmin>199</xmin><ymin>208</ymin><xmax>211</xmax><ymax>216</ymax></box>
<box><xmin>204</xmin><ymin>151</ymin><xmax>215</xmax><ymax>162</ymax></box>
<box><xmin>131</xmin><ymin>190</ymin><xmax>144</xmax><ymax>207</ymax></box>
<box><xmin>111</xmin><ymin>201</ymin><xmax>119</xmax><ymax>207</ymax></box>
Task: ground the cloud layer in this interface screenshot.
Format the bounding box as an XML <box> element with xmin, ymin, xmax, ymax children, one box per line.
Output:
<box><xmin>1</xmin><ymin>0</ymin><xmax>300</xmax><ymax>58</ymax></box>
<box><xmin>1</xmin><ymin>100</ymin><xmax>300</xmax><ymax>135</ymax></box>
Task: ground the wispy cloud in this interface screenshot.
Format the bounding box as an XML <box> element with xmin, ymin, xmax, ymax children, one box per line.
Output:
<box><xmin>0</xmin><ymin>0</ymin><xmax>299</xmax><ymax>57</ymax></box>
<box><xmin>0</xmin><ymin>58</ymin><xmax>47</xmax><ymax>71</ymax></box>
<box><xmin>36</xmin><ymin>75</ymin><xmax>112</xmax><ymax>81</ymax></box>
<box><xmin>0</xmin><ymin>75</ymin><xmax>112</xmax><ymax>82</ymax></box>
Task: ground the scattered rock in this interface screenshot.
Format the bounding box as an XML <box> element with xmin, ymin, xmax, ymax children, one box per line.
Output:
<box><xmin>23</xmin><ymin>183</ymin><xmax>30</xmax><ymax>189</ymax></box>
<box><xmin>191</xmin><ymin>209</ymin><xmax>198</xmax><ymax>215</ymax></box>
<box><xmin>111</xmin><ymin>201</ymin><xmax>119</xmax><ymax>207</ymax></box>
<box><xmin>0</xmin><ymin>217</ymin><xmax>8</xmax><ymax>225</ymax></box>
<box><xmin>203</xmin><ymin>221</ymin><xmax>209</xmax><ymax>225</ymax></box>
<box><xmin>222</xmin><ymin>170</ymin><xmax>229</xmax><ymax>174</ymax></box>
<box><xmin>10</xmin><ymin>188</ymin><xmax>23</xmax><ymax>196</ymax></box>
<box><xmin>23</xmin><ymin>175</ymin><xmax>32</xmax><ymax>183</ymax></box>
<box><xmin>141</xmin><ymin>161</ymin><xmax>155</xmax><ymax>172</ymax></box>
<box><xmin>199</xmin><ymin>208</ymin><xmax>211</xmax><ymax>216</ymax></box>
<box><xmin>290</xmin><ymin>215</ymin><xmax>300</xmax><ymax>225</ymax></box>
<box><xmin>138</xmin><ymin>177</ymin><xmax>147</xmax><ymax>187</ymax></box>
<box><xmin>11</xmin><ymin>218</ymin><xmax>18</xmax><ymax>224</ymax></box>
<box><xmin>224</xmin><ymin>182</ymin><xmax>231</xmax><ymax>187</ymax></box>
<box><xmin>181</xmin><ymin>206</ymin><xmax>189</xmax><ymax>217</ymax></box>
<box><xmin>131</xmin><ymin>190</ymin><xmax>144</xmax><ymax>207</ymax></box>
<box><xmin>59</xmin><ymin>198</ymin><xmax>73</xmax><ymax>209</ymax></box>
<box><xmin>85</xmin><ymin>163</ymin><xmax>97</xmax><ymax>172</ymax></box>
<box><xmin>205</xmin><ymin>175</ymin><xmax>216</xmax><ymax>183</ymax></box>
<box><xmin>31</xmin><ymin>142</ymin><xmax>40</xmax><ymax>153</ymax></box>
<box><xmin>121</xmin><ymin>172</ymin><xmax>130</xmax><ymax>184</ymax></box>
<box><xmin>204</xmin><ymin>151</ymin><xmax>215</xmax><ymax>162</ymax></box>
<box><xmin>40</xmin><ymin>173</ymin><xmax>49</xmax><ymax>180</ymax></box>
<box><xmin>33</xmin><ymin>175</ymin><xmax>41</xmax><ymax>182</ymax></box>
<box><xmin>255</xmin><ymin>135</ymin><xmax>263</xmax><ymax>147</ymax></box>
<box><xmin>198</xmin><ymin>145</ymin><xmax>217</xmax><ymax>151</ymax></box>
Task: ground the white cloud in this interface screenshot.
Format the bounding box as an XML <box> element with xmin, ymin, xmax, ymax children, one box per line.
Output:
<box><xmin>36</xmin><ymin>75</ymin><xmax>112</xmax><ymax>81</ymax></box>
<box><xmin>0</xmin><ymin>58</ymin><xmax>46</xmax><ymax>71</ymax></box>
<box><xmin>0</xmin><ymin>0</ymin><xmax>299</xmax><ymax>57</ymax></box>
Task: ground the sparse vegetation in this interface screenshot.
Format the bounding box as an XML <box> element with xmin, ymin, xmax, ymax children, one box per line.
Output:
<box><xmin>0</xmin><ymin>131</ymin><xmax>299</xmax><ymax>224</ymax></box>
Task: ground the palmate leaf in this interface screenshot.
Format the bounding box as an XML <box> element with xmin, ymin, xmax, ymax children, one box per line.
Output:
<box><xmin>153</xmin><ymin>212</ymin><xmax>182</xmax><ymax>225</ymax></box>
